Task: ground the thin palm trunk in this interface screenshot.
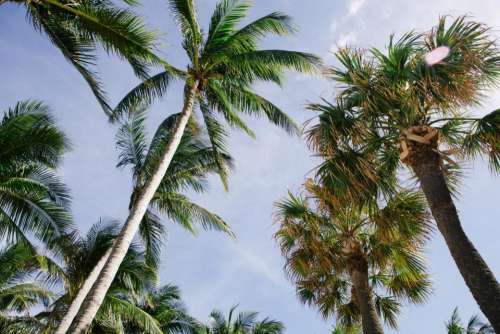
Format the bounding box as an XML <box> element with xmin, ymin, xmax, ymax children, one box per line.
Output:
<box><xmin>70</xmin><ymin>81</ymin><xmax>199</xmax><ymax>334</ymax></box>
<box><xmin>410</xmin><ymin>148</ymin><xmax>500</xmax><ymax>332</ymax></box>
<box><xmin>348</xmin><ymin>257</ymin><xmax>384</xmax><ymax>334</ymax></box>
<box><xmin>53</xmin><ymin>248</ymin><xmax>112</xmax><ymax>334</ymax></box>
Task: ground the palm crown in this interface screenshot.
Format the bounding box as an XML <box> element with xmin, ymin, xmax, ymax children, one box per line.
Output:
<box><xmin>307</xmin><ymin>16</ymin><xmax>499</xmax><ymax>204</ymax></box>
<box><xmin>113</xmin><ymin>0</ymin><xmax>321</xmax><ymax>185</ymax></box>
<box><xmin>198</xmin><ymin>305</ymin><xmax>284</xmax><ymax>334</ymax></box>
<box><xmin>275</xmin><ymin>182</ymin><xmax>431</xmax><ymax>331</ymax></box>
<box><xmin>446</xmin><ymin>308</ymin><xmax>494</xmax><ymax>334</ymax></box>
<box><xmin>0</xmin><ymin>100</ymin><xmax>71</xmax><ymax>251</ymax></box>
<box><xmin>116</xmin><ymin>107</ymin><xmax>233</xmax><ymax>268</ymax></box>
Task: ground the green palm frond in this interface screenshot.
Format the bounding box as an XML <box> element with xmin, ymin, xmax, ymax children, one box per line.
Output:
<box><xmin>154</xmin><ymin>192</ymin><xmax>232</xmax><ymax>236</ymax></box>
<box><xmin>116</xmin><ymin>106</ymin><xmax>148</xmax><ymax>177</ymax></box>
<box><xmin>139</xmin><ymin>209</ymin><xmax>166</xmax><ymax>269</ymax></box>
<box><xmin>204</xmin><ymin>0</ymin><xmax>252</xmax><ymax>54</ymax></box>
<box><xmin>112</xmin><ymin>70</ymin><xmax>181</xmax><ymax>121</ymax></box>
<box><xmin>21</xmin><ymin>0</ymin><xmax>168</xmax><ymax>113</ymax></box>
<box><xmin>275</xmin><ymin>183</ymin><xmax>430</xmax><ymax>329</ymax></box>
<box><xmin>97</xmin><ymin>295</ymin><xmax>163</xmax><ymax>334</ymax></box>
<box><xmin>463</xmin><ymin>109</ymin><xmax>500</xmax><ymax>173</ymax></box>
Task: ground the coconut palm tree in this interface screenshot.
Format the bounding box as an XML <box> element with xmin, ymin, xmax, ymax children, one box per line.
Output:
<box><xmin>446</xmin><ymin>308</ymin><xmax>494</xmax><ymax>334</ymax></box>
<box><xmin>306</xmin><ymin>16</ymin><xmax>500</xmax><ymax>329</ymax></box>
<box><xmin>2</xmin><ymin>0</ymin><xmax>163</xmax><ymax>113</ymax></box>
<box><xmin>72</xmin><ymin>0</ymin><xmax>321</xmax><ymax>331</ymax></box>
<box><xmin>198</xmin><ymin>305</ymin><xmax>284</xmax><ymax>334</ymax></box>
<box><xmin>275</xmin><ymin>182</ymin><xmax>432</xmax><ymax>334</ymax></box>
<box><xmin>41</xmin><ymin>220</ymin><xmax>163</xmax><ymax>334</ymax></box>
<box><xmin>122</xmin><ymin>284</ymin><xmax>198</xmax><ymax>334</ymax></box>
<box><xmin>0</xmin><ymin>100</ymin><xmax>71</xmax><ymax>251</ymax></box>
<box><xmin>56</xmin><ymin>108</ymin><xmax>232</xmax><ymax>333</ymax></box>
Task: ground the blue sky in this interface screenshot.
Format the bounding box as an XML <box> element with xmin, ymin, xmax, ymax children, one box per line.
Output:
<box><xmin>1</xmin><ymin>0</ymin><xmax>500</xmax><ymax>333</ymax></box>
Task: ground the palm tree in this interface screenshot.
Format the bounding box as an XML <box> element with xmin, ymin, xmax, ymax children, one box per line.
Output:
<box><xmin>73</xmin><ymin>0</ymin><xmax>321</xmax><ymax>331</ymax></box>
<box><xmin>332</xmin><ymin>325</ymin><xmax>361</xmax><ymax>334</ymax></box>
<box><xmin>57</xmin><ymin>108</ymin><xmax>233</xmax><ymax>333</ymax></box>
<box><xmin>0</xmin><ymin>242</ymin><xmax>54</xmax><ymax>334</ymax></box>
<box><xmin>275</xmin><ymin>182</ymin><xmax>432</xmax><ymax>334</ymax></box>
<box><xmin>43</xmin><ymin>220</ymin><xmax>164</xmax><ymax>334</ymax></box>
<box><xmin>0</xmin><ymin>100</ymin><xmax>71</xmax><ymax>251</ymax></box>
<box><xmin>198</xmin><ymin>305</ymin><xmax>284</xmax><ymax>334</ymax></box>
<box><xmin>2</xmin><ymin>0</ymin><xmax>163</xmax><ymax>113</ymax></box>
<box><xmin>122</xmin><ymin>284</ymin><xmax>198</xmax><ymax>334</ymax></box>
<box><xmin>306</xmin><ymin>16</ymin><xmax>500</xmax><ymax>329</ymax></box>
<box><xmin>446</xmin><ymin>308</ymin><xmax>494</xmax><ymax>334</ymax></box>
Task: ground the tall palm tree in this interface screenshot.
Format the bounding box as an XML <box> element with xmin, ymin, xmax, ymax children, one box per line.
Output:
<box><xmin>2</xmin><ymin>0</ymin><xmax>164</xmax><ymax>113</ymax></box>
<box><xmin>306</xmin><ymin>16</ymin><xmax>500</xmax><ymax>329</ymax></box>
<box><xmin>197</xmin><ymin>305</ymin><xmax>284</xmax><ymax>334</ymax></box>
<box><xmin>43</xmin><ymin>220</ymin><xmax>164</xmax><ymax>334</ymax></box>
<box><xmin>275</xmin><ymin>182</ymin><xmax>432</xmax><ymax>334</ymax></box>
<box><xmin>0</xmin><ymin>100</ymin><xmax>71</xmax><ymax>251</ymax></box>
<box><xmin>446</xmin><ymin>308</ymin><xmax>494</xmax><ymax>334</ymax></box>
<box><xmin>57</xmin><ymin>107</ymin><xmax>232</xmax><ymax>333</ymax></box>
<box><xmin>73</xmin><ymin>0</ymin><xmax>321</xmax><ymax>331</ymax></box>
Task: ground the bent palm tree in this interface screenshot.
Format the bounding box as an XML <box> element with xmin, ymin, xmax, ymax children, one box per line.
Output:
<box><xmin>446</xmin><ymin>308</ymin><xmax>494</xmax><ymax>334</ymax></box>
<box><xmin>57</xmin><ymin>108</ymin><xmax>232</xmax><ymax>333</ymax></box>
<box><xmin>198</xmin><ymin>305</ymin><xmax>284</xmax><ymax>334</ymax></box>
<box><xmin>0</xmin><ymin>100</ymin><xmax>71</xmax><ymax>251</ymax></box>
<box><xmin>275</xmin><ymin>183</ymin><xmax>432</xmax><ymax>334</ymax></box>
<box><xmin>43</xmin><ymin>221</ymin><xmax>163</xmax><ymax>334</ymax></box>
<box><xmin>3</xmin><ymin>0</ymin><xmax>163</xmax><ymax>113</ymax></box>
<box><xmin>307</xmin><ymin>16</ymin><xmax>500</xmax><ymax>329</ymax></box>
<box><xmin>73</xmin><ymin>0</ymin><xmax>320</xmax><ymax>331</ymax></box>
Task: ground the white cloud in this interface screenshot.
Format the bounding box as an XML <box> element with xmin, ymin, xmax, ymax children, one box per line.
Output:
<box><xmin>335</xmin><ymin>31</ymin><xmax>358</xmax><ymax>48</ymax></box>
<box><xmin>348</xmin><ymin>0</ymin><xmax>366</xmax><ymax>16</ymax></box>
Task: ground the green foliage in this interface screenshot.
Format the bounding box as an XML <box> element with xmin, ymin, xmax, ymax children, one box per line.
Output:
<box><xmin>274</xmin><ymin>182</ymin><xmax>432</xmax><ymax>330</ymax></box>
<box><xmin>307</xmin><ymin>16</ymin><xmax>500</xmax><ymax>203</ymax></box>
<box><xmin>446</xmin><ymin>308</ymin><xmax>494</xmax><ymax>334</ymax></box>
<box><xmin>198</xmin><ymin>305</ymin><xmax>285</xmax><ymax>334</ymax></box>
<box><xmin>116</xmin><ymin>106</ymin><xmax>234</xmax><ymax>268</ymax></box>
<box><xmin>112</xmin><ymin>0</ymin><xmax>321</xmax><ymax>186</ymax></box>
<box><xmin>0</xmin><ymin>100</ymin><xmax>71</xmax><ymax>251</ymax></box>
<box><xmin>14</xmin><ymin>0</ymin><xmax>163</xmax><ymax>113</ymax></box>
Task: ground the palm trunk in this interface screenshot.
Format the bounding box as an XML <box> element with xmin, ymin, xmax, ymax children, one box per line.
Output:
<box><xmin>69</xmin><ymin>81</ymin><xmax>199</xmax><ymax>334</ymax></box>
<box><xmin>409</xmin><ymin>148</ymin><xmax>500</xmax><ymax>332</ymax></box>
<box><xmin>54</xmin><ymin>249</ymin><xmax>111</xmax><ymax>334</ymax></box>
<box><xmin>348</xmin><ymin>256</ymin><xmax>384</xmax><ymax>334</ymax></box>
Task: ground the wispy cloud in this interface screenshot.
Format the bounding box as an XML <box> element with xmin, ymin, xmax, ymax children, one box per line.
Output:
<box><xmin>336</xmin><ymin>31</ymin><xmax>358</xmax><ymax>47</ymax></box>
<box><xmin>348</xmin><ymin>0</ymin><xmax>366</xmax><ymax>16</ymax></box>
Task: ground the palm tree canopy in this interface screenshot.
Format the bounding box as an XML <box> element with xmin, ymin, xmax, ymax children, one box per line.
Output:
<box><xmin>306</xmin><ymin>16</ymin><xmax>500</xmax><ymax>204</ymax></box>
<box><xmin>199</xmin><ymin>305</ymin><xmax>284</xmax><ymax>334</ymax></box>
<box><xmin>7</xmin><ymin>0</ymin><xmax>167</xmax><ymax>113</ymax></box>
<box><xmin>446</xmin><ymin>308</ymin><xmax>494</xmax><ymax>334</ymax></box>
<box><xmin>275</xmin><ymin>182</ymin><xmax>432</xmax><ymax>330</ymax></box>
<box><xmin>39</xmin><ymin>220</ymin><xmax>164</xmax><ymax>334</ymax></box>
<box><xmin>112</xmin><ymin>0</ymin><xmax>322</xmax><ymax>186</ymax></box>
<box><xmin>115</xmin><ymin>106</ymin><xmax>234</xmax><ymax>267</ymax></box>
<box><xmin>0</xmin><ymin>100</ymin><xmax>71</xmax><ymax>251</ymax></box>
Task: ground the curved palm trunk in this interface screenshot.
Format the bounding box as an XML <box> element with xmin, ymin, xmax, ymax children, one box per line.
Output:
<box><xmin>409</xmin><ymin>148</ymin><xmax>500</xmax><ymax>332</ymax></box>
<box><xmin>348</xmin><ymin>257</ymin><xmax>384</xmax><ymax>334</ymax></box>
<box><xmin>70</xmin><ymin>81</ymin><xmax>199</xmax><ymax>334</ymax></box>
<box><xmin>54</xmin><ymin>249</ymin><xmax>111</xmax><ymax>334</ymax></box>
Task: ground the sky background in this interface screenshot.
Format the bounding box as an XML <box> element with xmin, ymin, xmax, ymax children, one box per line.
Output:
<box><xmin>1</xmin><ymin>0</ymin><xmax>500</xmax><ymax>333</ymax></box>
